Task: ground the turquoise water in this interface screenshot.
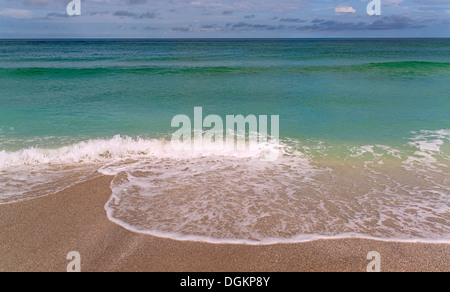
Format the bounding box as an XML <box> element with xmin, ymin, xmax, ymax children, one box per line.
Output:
<box><xmin>0</xmin><ymin>39</ymin><xmax>449</xmax><ymax>148</ymax></box>
<box><xmin>0</xmin><ymin>39</ymin><xmax>449</xmax><ymax>243</ymax></box>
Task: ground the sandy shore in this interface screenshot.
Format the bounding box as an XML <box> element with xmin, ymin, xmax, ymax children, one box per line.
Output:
<box><xmin>0</xmin><ymin>175</ymin><xmax>448</xmax><ymax>272</ymax></box>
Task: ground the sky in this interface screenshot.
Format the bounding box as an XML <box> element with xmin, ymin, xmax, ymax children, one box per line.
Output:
<box><xmin>0</xmin><ymin>0</ymin><xmax>449</xmax><ymax>38</ymax></box>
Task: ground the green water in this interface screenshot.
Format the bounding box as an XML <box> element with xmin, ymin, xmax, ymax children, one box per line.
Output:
<box><xmin>0</xmin><ymin>39</ymin><xmax>449</xmax><ymax>151</ymax></box>
<box><xmin>0</xmin><ymin>39</ymin><xmax>449</xmax><ymax>242</ymax></box>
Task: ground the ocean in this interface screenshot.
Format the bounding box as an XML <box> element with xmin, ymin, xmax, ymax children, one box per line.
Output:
<box><xmin>0</xmin><ymin>39</ymin><xmax>449</xmax><ymax>244</ymax></box>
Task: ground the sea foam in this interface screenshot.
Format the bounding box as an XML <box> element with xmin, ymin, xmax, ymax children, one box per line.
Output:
<box><xmin>0</xmin><ymin>132</ymin><xmax>449</xmax><ymax>244</ymax></box>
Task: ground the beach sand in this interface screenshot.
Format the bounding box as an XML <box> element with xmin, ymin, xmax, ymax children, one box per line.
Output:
<box><xmin>0</xmin><ymin>175</ymin><xmax>448</xmax><ymax>272</ymax></box>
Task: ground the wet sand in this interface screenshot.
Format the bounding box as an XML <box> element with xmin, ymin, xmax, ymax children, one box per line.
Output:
<box><xmin>0</xmin><ymin>175</ymin><xmax>448</xmax><ymax>272</ymax></box>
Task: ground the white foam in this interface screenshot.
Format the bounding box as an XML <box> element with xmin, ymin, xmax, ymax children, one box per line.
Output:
<box><xmin>0</xmin><ymin>135</ymin><xmax>284</xmax><ymax>169</ymax></box>
<box><xmin>408</xmin><ymin>129</ymin><xmax>450</xmax><ymax>153</ymax></box>
<box><xmin>0</xmin><ymin>136</ymin><xmax>166</xmax><ymax>168</ymax></box>
<box><xmin>1</xmin><ymin>132</ymin><xmax>449</xmax><ymax>245</ymax></box>
<box><xmin>403</xmin><ymin>129</ymin><xmax>450</xmax><ymax>171</ymax></box>
<box><xmin>104</xmin><ymin>144</ymin><xmax>450</xmax><ymax>245</ymax></box>
<box><xmin>101</xmin><ymin>218</ymin><xmax>450</xmax><ymax>245</ymax></box>
<box><xmin>0</xmin><ymin>165</ymin><xmax>101</xmax><ymax>204</ymax></box>
<box><xmin>0</xmin><ymin>135</ymin><xmax>286</xmax><ymax>204</ymax></box>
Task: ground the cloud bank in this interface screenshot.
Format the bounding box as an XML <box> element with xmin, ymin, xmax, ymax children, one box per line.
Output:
<box><xmin>0</xmin><ymin>0</ymin><xmax>448</xmax><ymax>37</ymax></box>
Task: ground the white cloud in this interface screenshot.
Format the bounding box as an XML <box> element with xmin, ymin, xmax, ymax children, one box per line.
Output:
<box><xmin>23</xmin><ymin>0</ymin><xmax>51</xmax><ymax>4</ymax></box>
<box><xmin>335</xmin><ymin>6</ymin><xmax>356</xmax><ymax>14</ymax></box>
<box><xmin>0</xmin><ymin>8</ymin><xmax>33</xmax><ymax>19</ymax></box>
<box><xmin>384</xmin><ymin>0</ymin><xmax>404</xmax><ymax>5</ymax></box>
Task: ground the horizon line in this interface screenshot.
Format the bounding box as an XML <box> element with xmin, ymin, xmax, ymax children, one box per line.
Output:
<box><xmin>0</xmin><ymin>37</ymin><xmax>449</xmax><ymax>40</ymax></box>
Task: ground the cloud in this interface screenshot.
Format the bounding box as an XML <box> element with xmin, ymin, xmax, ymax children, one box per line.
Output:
<box><xmin>114</xmin><ymin>10</ymin><xmax>136</xmax><ymax>17</ymax></box>
<box><xmin>213</xmin><ymin>15</ymin><xmax>425</xmax><ymax>33</ymax></box>
<box><xmin>383</xmin><ymin>0</ymin><xmax>404</xmax><ymax>5</ymax></box>
<box><xmin>163</xmin><ymin>0</ymin><xmax>311</xmax><ymax>13</ymax></box>
<box><xmin>46</xmin><ymin>12</ymin><xmax>69</xmax><ymax>18</ymax></box>
<box><xmin>0</xmin><ymin>8</ymin><xmax>33</xmax><ymax>19</ymax></box>
<box><xmin>127</xmin><ymin>0</ymin><xmax>148</xmax><ymax>4</ymax></box>
<box><xmin>0</xmin><ymin>0</ymin><xmax>446</xmax><ymax>37</ymax></box>
<box><xmin>279</xmin><ymin>18</ymin><xmax>305</xmax><ymax>23</ymax></box>
<box><xmin>226</xmin><ymin>22</ymin><xmax>285</xmax><ymax>31</ymax></box>
<box><xmin>364</xmin><ymin>15</ymin><xmax>424</xmax><ymax>30</ymax></box>
<box><xmin>171</xmin><ymin>26</ymin><xmax>191</xmax><ymax>32</ymax></box>
<box><xmin>201</xmin><ymin>24</ymin><xmax>218</xmax><ymax>28</ymax></box>
<box><xmin>335</xmin><ymin>6</ymin><xmax>356</xmax><ymax>14</ymax></box>
<box><xmin>21</xmin><ymin>0</ymin><xmax>53</xmax><ymax>6</ymax></box>
<box><xmin>295</xmin><ymin>15</ymin><xmax>423</xmax><ymax>31</ymax></box>
<box><xmin>414</xmin><ymin>0</ymin><xmax>447</xmax><ymax>4</ymax></box>
<box><xmin>4</xmin><ymin>0</ymin><xmax>70</xmax><ymax>7</ymax></box>
<box><xmin>139</xmin><ymin>12</ymin><xmax>157</xmax><ymax>19</ymax></box>
<box><xmin>113</xmin><ymin>10</ymin><xmax>157</xmax><ymax>19</ymax></box>
<box><xmin>88</xmin><ymin>11</ymin><xmax>110</xmax><ymax>16</ymax></box>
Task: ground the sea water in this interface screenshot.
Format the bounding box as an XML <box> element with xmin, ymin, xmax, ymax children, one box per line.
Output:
<box><xmin>0</xmin><ymin>39</ymin><xmax>449</xmax><ymax>243</ymax></box>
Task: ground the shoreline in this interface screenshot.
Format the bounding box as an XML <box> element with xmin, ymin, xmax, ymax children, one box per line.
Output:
<box><xmin>0</xmin><ymin>175</ymin><xmax>448</xmax><ymax>272</ymax></box>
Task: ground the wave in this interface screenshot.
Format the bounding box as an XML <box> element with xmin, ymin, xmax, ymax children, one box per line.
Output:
<box><xmin>0</xmin><ymin>66</ymin><xmax>261</xmax><ymax>77</ymax></box>
<box><xmin>103</xmin><ymin>131</ymin><xmax>449</xmax><ymax>244</ymax></box>
<box><xmin>294</xmin><ymin>61</ymin><xmax>450</xmax><ymax>77</ymax></box>
<box><xmin>0</xmin><ymin>131</ymin><xmax>449</xmax><ymax>244</ymax></box>
<box><xmin>1</xmin><ymin>61</ymin><xmax>448</xmax><ymax>78</ymax></box>
<box><xmin>0</xmin><ymin>135</ymin><xmax>284</xmax><ymax>204</ymax></box>
<box><xmin>1</xmin><ymin>129</ymin><xmax>448</xmax><ymax>169</ymax></box>
<box><xmin>0</xmin><ymin>135</ymin><xmax>280</xmax><ymax>168</ymax></box>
